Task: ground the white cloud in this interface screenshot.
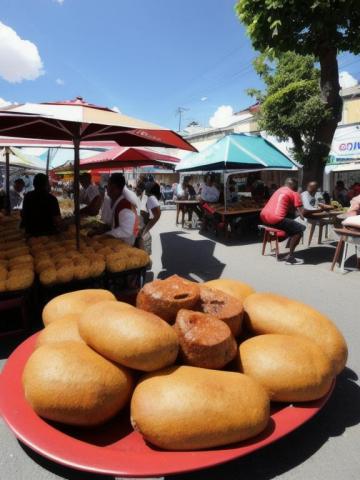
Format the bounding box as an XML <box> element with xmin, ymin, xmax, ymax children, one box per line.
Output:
<box><xmin>56</xmin><ymin>78</ymin><xmax>65</xmax><ymax>85</ymax></box>
<box><xmin>54</xmin><ymin>0</ymin><xmax>64</xmax><ymax>4</ymax></box>
<box><xmin>0</xmin><ymin>22</ymin><xmax>44</xmax><ymax>83</ymax></box>
<box><xmin>0</xmin><ymin>97</ymin><xmax>12</xmax><ymax>108</ymax></box>
<box><xmin>209</xmin><ymin>105</ymin><xmax>237</xmax><ymax>128</ymax></box>
<box><xmin>112</xmin><ymin>106</ymin><xmax>121</xmax><ymax>113</ymax></box>
<box><xmin>201</xmin><ymin>96</ymin><xmax>208</xmax><ymax>102</ymax></box>
<box><xmin>339</xmin><ymin>71</ymin><xmax>358</xmax><ymax>89</ymax></box>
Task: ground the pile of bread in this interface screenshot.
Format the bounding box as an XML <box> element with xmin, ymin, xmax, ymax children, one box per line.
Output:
<box><xmin>0</xmin><ymin>217</ymin><xmax>34</xmax><ymax>293</ymax></box>
<box><xmin>22</xmin><ymin>276</ymin><xmax>347</xmax><ymax>451</ymax></box>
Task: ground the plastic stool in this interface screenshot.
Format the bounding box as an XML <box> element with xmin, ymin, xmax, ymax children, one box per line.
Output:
<box><xmin>259</xmin><ymin>225</ymin><xmax>287</xmax><ymax>260</ymax></box>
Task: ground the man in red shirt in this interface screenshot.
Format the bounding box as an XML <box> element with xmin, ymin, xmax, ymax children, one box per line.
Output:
<box><xmin>260</xmin><ymin>178</ymin><xmax>305</xmax><ymax>265</ymax></box>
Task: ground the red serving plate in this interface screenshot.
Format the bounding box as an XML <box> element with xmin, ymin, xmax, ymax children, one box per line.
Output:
<box><xmin>0</xmin><ymin>333</ymin><xmax>334</xmax><ymax>478</ymax></box>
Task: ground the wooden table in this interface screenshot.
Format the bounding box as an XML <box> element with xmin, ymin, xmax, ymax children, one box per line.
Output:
<box><xmin>331</xmin><ymin>227</ymin><xmax>360</xmax><ymax>272</ymax></box>
<box><xmin>214</xmin><ymin>207</ymin><xmax>262</xmax><ymax>238</ymax></box>
<box><xmin>175</xmin><ymin>200</ymin><xmax>200</xmax><ymax>228</ymax></box>
<box><xmin>305</xmin><ymin>210</ymin><xmax>341</xmax><ymax>245</ymax></box>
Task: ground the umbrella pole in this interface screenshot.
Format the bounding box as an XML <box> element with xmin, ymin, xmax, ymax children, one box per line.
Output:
<box><xmin>73</xmin><ymin>137</ymin><xmax>81</xmax><ymax>250</ymax></box>
<box><xmin>46</xmin><ymin>148</ymin><xmax>51</xmax><ymax>176</ymax></box>
<box><xmin>224</xmin><ymin>171</ymin><xmax>227</xmax><ymax>213</ymax></box>
<box><xmin>5</xmin><ymin>147</ymin><xmax>10</xmax><ymax>215</ymax></box>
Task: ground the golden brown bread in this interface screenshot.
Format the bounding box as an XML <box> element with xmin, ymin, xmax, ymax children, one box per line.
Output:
<box><xmin>198</xmin><ymin>286</ymin><xmax>244</xmax><ymax>336</ymax></box>
<box><xmin>131</xmin><ymin>365</ymin><xmax>270</xmax><ymax>450</ymax></box>
<box><xmin>78</xmin><ymin>301</ymin><xmax>179</xmax><ymax>371</ymax></box>
<box><xmin>238</xmin><ymin>334</ymin><xmax>334</xmax><ymax>402</ymax></box>
<box><xmin>42</xmin><ymin>289</ymin><xmax>116</xmax><ymax>326</ymax></box>
<box><xmin>204</xmin><ymin>278</ymin><xmax>255</xmax><ymax>301</ymax></box>
<box><xmin>174</xmin><ymin>309</ymin><xmax>237</xmax><ymax>369</ymax></box>
<box><xmin>136</xmin><ymin>275</ymin><xmax>200</xmax><ymax>323</ymax></box>
<box><xmin>244</xmin><ymin>293</ymin><xmax>348</xmax><ymax>375</ymax></box>
<box><xmin>36</xmin><ymin>317</ymin><xmax>85</xmax><ymax>348</ymax></box>
<box><xmin>22</xmin><ymin>342</ymin><xmax>133</xmax><ymax>426</ymax></box>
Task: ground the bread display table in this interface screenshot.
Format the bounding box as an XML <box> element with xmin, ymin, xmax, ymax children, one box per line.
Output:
<box><xmin>0</xmin><ymin>332</ymin><xmax>334</xmax><ymax>478</ymax></box>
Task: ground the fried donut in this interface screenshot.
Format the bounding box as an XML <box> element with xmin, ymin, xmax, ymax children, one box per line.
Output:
<box><xmin>0</xmin><ymin>267</ymin><xmax>7</xmax><ymax>281</ymax></box>
<box><xmin>106</xmin><ymin>253</ymin><xmax>128</xmax><ymax>273</ymax></box>
<box><xmin>35</xmin><ymin>259</ymin><xmax>55</xmax><ymax>274</ymax></box>
<box><xmin>0</xmin><ymin>280</ymin><xmax>6</xmax><ymax>292</ymax></box>
<box><xmin>136</xmin><ymin>275</ymin><xmax>201</xmax><ymax>324</ymax></box>
<box><xmin>56</xmin><ymin>265</ymin><xmax>74</xmax><ymax>283</ymax></box>
<box><xmin>198</xmin><ymin>286</ymin><xmax>244</xmax><ymax>337</ymax></box>
<box><xmin>6</xmin><ymin>270</ymin><xmax>34</xmax><ymax>291</ymax></box>
<box><xmin>73</xmin><ymin>263</ymin><xmax>91</xmax><ymax>280</ymax></box>
<box><xmin>89</xmin><ymin>260</ymin><xmax>106</xmax><ymax>277</ymax></box>
<box><xmin>174</xmin><ymin>310</ymin><xmax>237</xmax><ymax>369</ymax></box>
<box><xmin>40</xmin><ymin>268</ymin><xmax>57</xmax><ymax>286</ymax></box>
<box><xmin>8</xmin><ymin>255</ymin><xmax>33</xmax><ymax>268</ymax></box>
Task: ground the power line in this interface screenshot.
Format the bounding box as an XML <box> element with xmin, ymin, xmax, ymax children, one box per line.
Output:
<box><xmin>175</xmin><ymin>107</ymin><xmax>189</xmax><ymax>132</ymax></box>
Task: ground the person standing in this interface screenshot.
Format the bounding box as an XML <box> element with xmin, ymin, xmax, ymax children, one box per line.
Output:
<box><xmin>97</xmin><ymin>173</ymin><xmax>138</xmax><ymax>245</ymax></box>
<box><xmin>139</xmin><ymin>182</ymin><xmax>162</xmax><ymax>255</ymax></box>
<box><xmin>21</xmin><ymin>174</ymin><xmax>61</xmax><ymax>237</ymax></box>
<box><xmin>9</xmin><ymin>178</ymin><xmax>25</xmax><ymax>210</ymax></box>
<box><xmin>260</xmin><ymin>178</ymin><xmax>305</xmax><ymax>265</ymax></box>
<box><xmin>79</xmin><ymin>172</ymin><xmax>102</xmax><ymax>216</ymax></box>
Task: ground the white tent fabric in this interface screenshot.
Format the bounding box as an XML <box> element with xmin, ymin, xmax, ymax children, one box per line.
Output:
<box><xmin>0</xmin><ymin>146</ymin><xmax>45</xmax><ymax>171</ymax></box>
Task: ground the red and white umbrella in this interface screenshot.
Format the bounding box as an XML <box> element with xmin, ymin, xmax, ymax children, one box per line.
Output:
<box><xmin>0</xmin><ymin>97</ymin><xmax>195</xmax><ymax>246</ymax></box>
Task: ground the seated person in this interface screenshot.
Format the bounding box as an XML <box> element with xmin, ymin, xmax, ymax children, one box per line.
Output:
<box><xmin>21</xmin><ymin>174</ymin><xmax>61</xmax><ymax>237</ymax></box>
<box><xmin>93</xmin><ymin>173</ymin><xmax>138</xmax><ymax>246</ymax></box>
<box><xmin>10</xmin><ymin>178</ymin><xmax>25</xmax><ymax>210</ymax></box>
<box><xmin>301</xmin><ymin>181</ymin><xmax>332</xmax><ymax>216</ymax></box>
<box><xmin>79</xmin><ymin>173</ymin><xmax>102</xmax><ymax>216</ymax></box>
<box><xmin>200</xmin><ymin>174</ymin><xmax>220</xmax><ymax>203</ymax></box>
<box><xmin>260</xmin><ymin>178</ymin><xmax>305</xmax><ymax>265</ymax></box>
<box><xmin>227</xmin><ymin>179</ymin><xmax>238</xmax><ymax>203</ymax></box>
<box><xmin>333</xmin><ymin>180</ymin><xmax>349</xmax><ymax>207</ymax></box>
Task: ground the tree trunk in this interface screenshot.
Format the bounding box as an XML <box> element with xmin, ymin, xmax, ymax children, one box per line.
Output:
<box><xmin>304</xmin><ymin>46</ymin><xmax>342</xmax><ymax>189</ymax></box>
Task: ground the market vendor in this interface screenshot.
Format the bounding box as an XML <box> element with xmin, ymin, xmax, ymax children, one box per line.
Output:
<box><xmin>91</xmin><ymin>173</ymin><xmax>138</xmax><ymax>245</ymax></box>
<box><xmin>301</xmin><ymin>181</ymin><xmax>332</xmax><ymax>216</ymax></box>
<box><xmin>200</xmin><ymin>173</ymin><xmax>220</xmax><ymax>203</ymax></box>
<box><xmin>79</xmin><ymin>173</ymin><xmax>102</xmax><ymax>216</ymax></box>
<box><xmin>9</xmin><ymin>178</ymin><xmax>25</xmax><ymax>210</ymax></box>
<box><xmin>260</xmin><ymin>178</ymin><xmax>306</xmax><ymax>265</ymax></box>
<box><xmin>21</xmin><ymin>173</ymin><xmax>61</xmax><ymax>237</ymax></box>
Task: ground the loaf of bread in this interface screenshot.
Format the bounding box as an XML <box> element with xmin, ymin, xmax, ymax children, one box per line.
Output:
<box><xmin>244</xmin><ymin>293</ymin><xmax>348</xmax><ymax>374</ymax></box>
<box><xmin>36</xmin><ymin>317</ymin><xmax>85</xmax><ymax>348</ymax></box>
<box><xmin>131</xmin><ymin>365</ymin><xmax>270</xmax><ymax>450</ymax></box>
<box><xmin>136</xmin><ymin>275</ymin><xmax>200</xmax><ymax>323</ymax></box>
<box><xmin>239</xmin><ymin>334</ymin><xmax>334</xmax><ymax>402</ymax></box>
<box><xmin>174</xmin><ymin>309</ymin><xmax>237</xmax><ymax>369</ymax></box>
<box><xmin>204</xmin><ymin>278</ymin><xmax>255</xmax><ymax>301</ymax></box>
<box><xmin>78</xmin><ymin>301</ymin><xmax>179</xmax><ymax>371</ymax></box>
<box><xmin>22</xmin><ymin>342</ymin><xmax>133</xmax><ymax>426</ymax></box>
<box><xmin>42</xmin><ymin>289</ymin><xmax>116</xmax><ymax>325</ymax></box>
<box><xmin>198</xmin><ymin>286</ymin><xmax>243</xmax><ymax>336</ymax></box>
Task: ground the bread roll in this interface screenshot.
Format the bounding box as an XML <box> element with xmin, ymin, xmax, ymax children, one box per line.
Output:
<box><xmin>136</xmin><ymin>275</ymin><xmax>200</xmax><ymax>323</ymax></box>
<box><xmin>78</xmin><ymin>301</ymin><xmax>179</xmax><ymax>371</ymax></box>
<box><xmin>239</xmin><ymin>334</ymin><xmax>334</xmax><ymax>402</ymax></box>
<box><xmin>244</xmin><ymin>293</ymin><xmax>348</xmax><ymax>374</ymax></box>
<box><xmin>36</xmin><ymin>317</ymin><xmax>85</xmax><ymax>348</ymax></box>
<box><xmin>174</xmin><ymin>309</ymin><xmax>237</xmax><ymax>369</ymax></box>
<box><xmin>198</xmin><ymin>286</ymin><xmax>243</xmax><ymax>336</ymax></box>
<box><xmin>42</xmin><ymin>289</ymin><xmax>116</xmax><ymax>326</ymax></box>
<box><xmin>204</xmin><ymin>278</ymin><xmax>255</xmax><ymax>301</ymax></box>
<box><xmin>22</xmin><ymin>342</ymin><xmax>133</xmax><ymax>426</ymax></box>
<box><xmin>131</xmin><ymin>366</ymin><xmax>270</xmax><ymax>450</ymax></box>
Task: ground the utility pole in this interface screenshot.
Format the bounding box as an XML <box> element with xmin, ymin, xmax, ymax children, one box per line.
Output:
<box><xmin>175</xmin><ymin>107</ymin><xmax>189</xmax><ymax>132</ymax></box>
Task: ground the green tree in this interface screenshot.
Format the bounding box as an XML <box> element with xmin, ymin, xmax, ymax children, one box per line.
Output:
<box><xmin>248</xmin><ymin>52</ymin><xmax>331</xmax><ymax>183</ymax></box>
<box><xmin>235</xmin><ymin>0</ymin><xmax>360</xmax><ymax>184</ymax></box>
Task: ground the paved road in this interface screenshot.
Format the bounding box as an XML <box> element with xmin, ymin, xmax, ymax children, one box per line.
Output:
<box><xmin>1</xmin><ymin>211</ymin><xmax>359</xmax><ymax>480</ymax></box>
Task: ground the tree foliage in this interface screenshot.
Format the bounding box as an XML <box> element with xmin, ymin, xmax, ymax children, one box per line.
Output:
<box><xmin>235</xmin><ymin>0</ymin><xmax>360</xmax><ymax>184</ymax></box>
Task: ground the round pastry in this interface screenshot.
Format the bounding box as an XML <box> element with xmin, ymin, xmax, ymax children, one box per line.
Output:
<box><xmin>73</xmin><ymin>263</ymin><xmax>91</xmax><ymax>280</ymax></box>
<box><xmin>131</xmin><ymin>365</ymin><xmax>270</xmax><ymax>450</ymax></box>
<box><xmin>56</xmin><ymin>265</ymin><xmax>74</xmax><ymax>283</ymax></box>
<box><xmin>106</xmin><ymin>253</ymin><xmax>128</xmax><ymax>273</ymax></box>
<box><xmin>0</xmin><ymin>280</ymin><xmax>7</xmax><ymax>292</ymax></box>
<box><xmin>6</xmin><ymin>270</ymin><xmax>34</xmax><ymax>291</ymax></box>
<box><xmin>89</xmin><ymin>259</ymin><xmax>106</xmax><ymax>277</ymax></box>
<box><xmin>36</xmin><ymin>317</ymin><xmax>85</xmax><ymax>347</ymax></box>
<box><xmin>0</xmin><ymin>267</ymin><xmax>7</xmax><ymax>281</ymax></box>
<box><xmin>42</xmin><ymin>289</ymin><xmax>116</xmax><ymax>325</ymax></box>
<box><xmin>204</xmin><ymin>278</ymin><xmax>255</xmax><ymax>301</ymax></box>
<box><xmin>136</xmin><ymin>275</ymin><xmax>200</xmax><ymax>323</ymax></box>
<box><xmin>22</xmin><ymin>342</ymin><xmax>133</xmax><ymax>426</ymax></box>
<box><xmin>79</xmin><ymin>301</ymin><xmax>179</xmax><ymax>371</ymax></box>
<box><xmin>39</xmin><ymin>268</ymin><xmax>57</xmax><ymax>286</ymax></box>
<box><xmin>8</xmin><ymin>255</ymin><xmax>33</xmax><ymax>268</ymax></box>
<box><xmin>244</xmin><ymin>293</ymin><xmax>348</xmax><ymax>375</ymax></box>
<box><xmin>35</xmin><ymin>259</ymin><xmax>55</xmax><ymax>274</ymax></box>
<box><xmin>238</xmin><ymin>334</ymin><xmax>334</xmax><ymax>402</ymax></box>
<box><xmin>174</xmin><ymin>309</ymin><xmax>237</xmax><ymax>369</ymax></box>
<box><xmin>198</xmin><ymin>286</ymin><xmax>244</xmax><ymax>337</ymax></box>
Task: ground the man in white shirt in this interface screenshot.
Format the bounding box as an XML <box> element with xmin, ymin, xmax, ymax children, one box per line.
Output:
<box><xmin>200</xmin><ymin>174</ymin><xmax>220</xmax><ymax>203</ymax></box>
<box><xmin>99</xmin><ymin>173</ymin><xmax>138</xmax><ymax>245</ymax></box>
<box><xmin>79</xmin><ymin>173</ymin><xmax>101</xmax><ymax>216</ymax></box>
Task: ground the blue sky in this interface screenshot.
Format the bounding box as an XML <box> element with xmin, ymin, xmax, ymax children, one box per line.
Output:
<box><xmin>1</xmin><ymin>0</ymin><xmax>359</xmax><ymax>132</ymax></box>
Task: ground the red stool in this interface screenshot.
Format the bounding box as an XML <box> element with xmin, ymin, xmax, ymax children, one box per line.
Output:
<box><xmin>259</xmin><ymin>225</ymin><xmax>287</xmax><ymax>260</ymax></box>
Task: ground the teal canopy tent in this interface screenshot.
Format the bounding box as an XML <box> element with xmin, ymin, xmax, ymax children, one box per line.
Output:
<box><xmin>176</xmin><ymin>133</ymin><xmax>297</xmax><ymax>172</ymax></box>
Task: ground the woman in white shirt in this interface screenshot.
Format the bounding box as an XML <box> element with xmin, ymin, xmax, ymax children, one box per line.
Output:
<box><xmin>139</xmin><ymin>182</ymin><xmax>161</xmax><ymax>254</ymax></box>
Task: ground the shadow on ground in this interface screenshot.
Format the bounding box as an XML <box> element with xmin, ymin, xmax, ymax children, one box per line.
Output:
<box><xmin>169</xmin><ymin>368</ymin><xmax>360</xmax><ymax>480</ymax></box>
<box><xmin>158</xmin><ymin>231</ymin><xmax>225</xmax><ymax>282</ymax></box>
